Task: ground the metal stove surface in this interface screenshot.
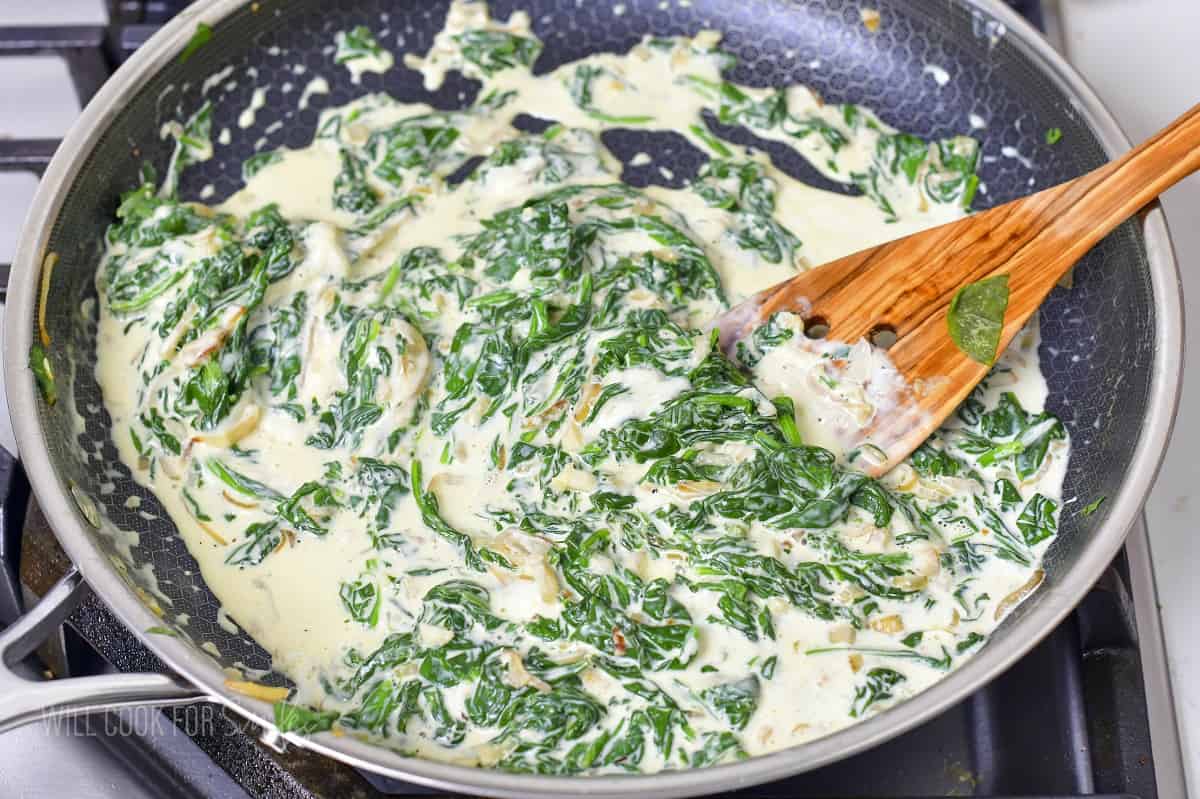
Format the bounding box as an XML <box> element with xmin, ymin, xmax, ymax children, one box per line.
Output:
<box><xmin>0</xmin><ymin>2</ymin><xmax>1187</xmax><ymax>798</ymax></box>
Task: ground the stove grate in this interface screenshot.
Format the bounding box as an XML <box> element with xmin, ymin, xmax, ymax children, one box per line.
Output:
<box><xmin>0</xmin><ymin>2</ymin><xmax>1178</xmax><ymax>797</ymax></box>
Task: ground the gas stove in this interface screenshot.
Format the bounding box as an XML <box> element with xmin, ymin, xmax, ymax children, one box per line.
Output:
<box><xmin>0</xmin><ymin>2</ymin><xmax>1187</xmax><ymax>798</ymax></box>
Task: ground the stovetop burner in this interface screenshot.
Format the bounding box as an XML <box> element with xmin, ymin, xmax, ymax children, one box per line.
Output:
<box><xmin>0</xmin><ymin>2</ymin><xmax>1186</xmax><ymax>797</ymax></box>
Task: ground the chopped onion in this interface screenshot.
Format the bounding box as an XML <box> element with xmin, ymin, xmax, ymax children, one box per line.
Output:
<box><xmin>198</xmin><ymin>522</ymin><xmax>229</xmax><ymax>546</ymax></box>
<box><xmin>994</xmin><ymin>569</ymin><xmax>1045</xmax><ymax>621</ymax></box>
<box><xmin>224</xmin><ymin>679</ymin><xmax>289</xmax><ymax>703</ymax></box>
<box><xmin>37</xmin><ymin>251</ymin><xmax>57</xmax><ymax>347</ymax></box>
<box><xmin>828</xmin><ymin>624</ymin><xmax>856</xmax><ymax>644</ymax></box>
<box><xmin>869</xmin><ymin>614</ymin><xmax>904</xmax><ymax>634</ymax></box>
<box><xmin>193</xmin><ymin>404</ymin><xmax>262</xmax><ymax>448</ymax></box>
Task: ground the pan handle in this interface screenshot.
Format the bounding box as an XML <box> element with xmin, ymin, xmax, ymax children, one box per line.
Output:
<box><xmin>0</xmin><ymin>568</ymin><xmax>210</xmax><ymax>734</ymax></box>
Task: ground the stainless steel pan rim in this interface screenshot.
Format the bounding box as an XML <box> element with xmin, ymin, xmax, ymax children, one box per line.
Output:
<box><xmin>3</xmin><ymin>0</ymin><xmax>1184</xmax><ymax>796</ymax></box>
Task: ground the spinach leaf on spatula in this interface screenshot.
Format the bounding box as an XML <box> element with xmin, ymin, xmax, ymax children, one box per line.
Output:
<box><xmin>947</xmin><ymin>274</ymin><xmax>1009</xmax><ymax>364</ymax></box>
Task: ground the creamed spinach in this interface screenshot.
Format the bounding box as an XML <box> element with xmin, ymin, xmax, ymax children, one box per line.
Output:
<box><xmin>91</xmin><ymin>0</ymin><xmax>1067</xmax><ymax>776</ymax></box>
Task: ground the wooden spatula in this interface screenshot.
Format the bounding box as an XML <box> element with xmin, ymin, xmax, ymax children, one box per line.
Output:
<box><xmin>717</xmin><ymin>102</ymin><xmax>1200</xmax><ymax>477</ymax></box>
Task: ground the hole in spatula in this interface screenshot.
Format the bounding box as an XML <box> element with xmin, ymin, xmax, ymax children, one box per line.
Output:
<box><xmin>804</xmin><ymin>317</ymin><xmax>830</xmax><ymax>340</ymax></box>
<box><xmin>869</xmin><ymin>324</ymin><xmax>897</xmax><ymax>349</ymax></box>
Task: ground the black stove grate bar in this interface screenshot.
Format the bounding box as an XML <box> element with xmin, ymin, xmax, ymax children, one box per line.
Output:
<box><xmin>0</xmin><ymin>138</ymin><xmax>59</xmax><ymax>175</ymax></box>
<box><xmin>0</xmin><ymin>26</ymin><xmax>111</xmax><ymax>115</ymax></box>
<box><xmin>110</xmin><ymin>1</ymin><xmax>196</xmax><ymax>26</ymax></box>
<box><xmin>0</xmin><ymin>447</ymin><xmax>29</xmax><ymax>624</ymax></box>
<box><xmin>0</xmin><ymin>25</ymin><xmax>113</xmax><ymax>294</ymax></box>
<box><xmin>0</xmin><ymin>138</ymin><xmax>59</xmax><ymax>294</ymax></box>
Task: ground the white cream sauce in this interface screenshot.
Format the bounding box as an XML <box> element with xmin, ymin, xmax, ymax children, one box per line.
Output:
<box><xmin>336</xmin><ymin>27</ymin><xmax>395</xmax><ymax>84</ymax></box>
<box><xmin>237</xmin><ymin>87</ymin><xmax>267</xmax><ymax>129</ymax></box>
<box><xmin>94</xmin><ymin>0</ymin><xmax>1066</xmax><ymax>775</ymax></box>
<box><xmin>922</xmin><ymin>63</ymin><xmax>950</xmax><ymax>87</ymax></box>
<box><xmin>297</xmin><ymin>76</ymin><xmax>329</xmax><ymax>111</ymax></box>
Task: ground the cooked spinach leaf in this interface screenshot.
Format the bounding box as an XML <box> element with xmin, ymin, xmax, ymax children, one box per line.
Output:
<box><xmin>947</xmin><ymin>274</ymin><xmax>1009</xmax><ymax>365</ymax></box>
<box><xmin>335</xmin><ymin>26</ymin><xmax>385</xmax><ymax>64</ymax></box>
<box><xmin>455</xmin><ymin>29</ymin><xmax>541</xmax><ymax>76</ymax></box>
<box><xmin>850</xmin><ymin>667</ymin><xmax>906</xmax><ymax>717</ymax></box>
<box><xmin>274</xmin><ymin>701</ymin><xmax>339</xmax><ymax>734</ymax></box>
<box><xmin>29</xmin><ymin>344</ymin><xmax>56</xmax><ymax>406</ymax></box>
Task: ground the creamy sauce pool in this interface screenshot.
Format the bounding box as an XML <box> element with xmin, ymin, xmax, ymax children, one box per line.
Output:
<box><xmin>94</xmin><ymin>0</ymin><xmax>1067</xmax><ymax>775</ymax></box>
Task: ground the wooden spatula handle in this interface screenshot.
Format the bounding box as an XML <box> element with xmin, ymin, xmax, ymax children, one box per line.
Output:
<box><xmin>717</xmin><ymin>102</ymin><xmax>1200</xmax><ymax>476</ymax></box>
<box><xmin>1033</xmin><ymin>101</ymin><xmax>1200</xmax><ymax>268</ymax></box>
<box><xmin>740</xmin><ymin>101</ymin><xmax>1200</xmax><ymax>355</ymax></box>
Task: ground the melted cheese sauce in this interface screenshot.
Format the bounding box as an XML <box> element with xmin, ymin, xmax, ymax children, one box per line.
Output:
<box><xmin>93</xmin><ymin>1</ymin><xmax>1067</xmax><ymax>775</ymax></box>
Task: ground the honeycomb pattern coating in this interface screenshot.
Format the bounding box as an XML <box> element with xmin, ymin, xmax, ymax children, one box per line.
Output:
<box><xmin>36</xmin><ymin>0</ymin><xmax>1154</xmax><ymax>692</ymax></box>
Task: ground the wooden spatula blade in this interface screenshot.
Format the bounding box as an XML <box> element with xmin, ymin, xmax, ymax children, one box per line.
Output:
<box><xmin>716</xmin><ymin>101</ymin><xmax>1200</xmax><ymax>475</ymax></box>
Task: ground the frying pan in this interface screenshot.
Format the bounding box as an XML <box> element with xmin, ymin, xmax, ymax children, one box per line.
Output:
<box><xmin>0</xmin><ymin>0</ymin><xmax>1183</xmax><ymax>796</ymax></box>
